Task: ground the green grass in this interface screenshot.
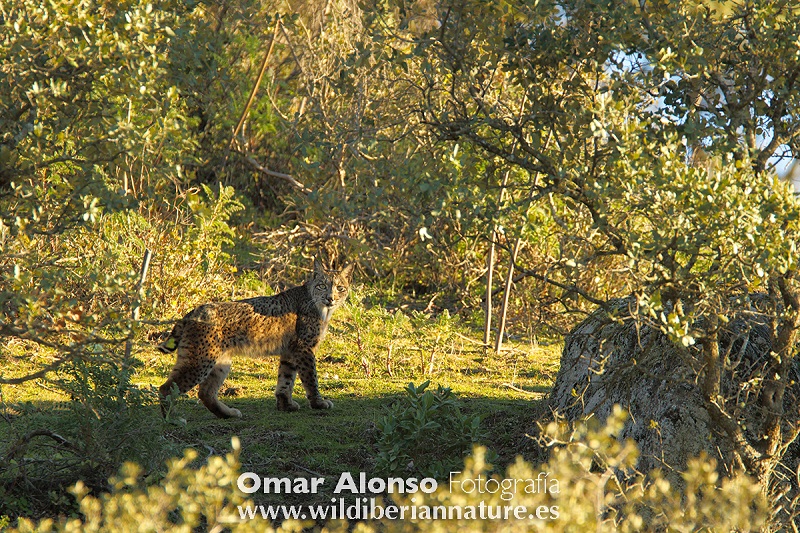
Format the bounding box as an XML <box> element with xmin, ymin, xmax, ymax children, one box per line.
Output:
<box><xmin>0</xmin><ymin>294</ymin><xmax>561</xmax><ymax>521</ymax></box>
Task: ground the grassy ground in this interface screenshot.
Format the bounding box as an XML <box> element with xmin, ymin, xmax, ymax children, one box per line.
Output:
<box><xmin>0</xmin><ymin>289</ymin><xmax>562</xmax><ymax>522</ymax></box>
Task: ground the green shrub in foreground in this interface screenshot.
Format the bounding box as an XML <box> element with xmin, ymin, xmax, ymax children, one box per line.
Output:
<box><xmin>7</xmin><ymin>407</ymin><xmax>769</xmax><ymax>532</ymax></box>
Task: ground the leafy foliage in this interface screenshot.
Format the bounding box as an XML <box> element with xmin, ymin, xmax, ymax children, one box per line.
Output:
<box><xmin>0</xmin><ymin>183</ymin><xmax>243</xmax><ymax>519</ymax></box>
<box><xmin>0</xmin><ymin>0</ymin><xmax>202</xmax><ymax>375</ymax></box>
<box><xmin>381</xmin><ymin>408</ymin><xmax>768</xmax><ymax>532</ymax></box>
<box><xmin>375</xmin><ymin>381</ymin><xmax>489</xmax><ymax>479</ymax></box>
<box><xmin>8</xmin><ymin>438</ymin><xmax>268</xmax><ymax>533</ymax></box>
<box><xmin>358</xmin><ymin>0</ymin><xmax>800</xmax><ymax>496</ymax></box>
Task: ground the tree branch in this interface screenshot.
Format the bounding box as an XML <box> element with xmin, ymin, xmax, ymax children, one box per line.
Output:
<box><xmin>224</xmin><ymin>17</ymin><xmax>282</xmax><ymax>165</ymax></box>
<box><xmin>242</xmin><ymin>154</ymin><xmax>311</xmax><ymax>194</ymax></box>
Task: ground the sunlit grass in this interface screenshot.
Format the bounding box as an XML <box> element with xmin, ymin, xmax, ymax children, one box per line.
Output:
<box><xmin>1</xmin><ymin>293</ymin><xmax>561</xmax><ymax>518</ymax></box>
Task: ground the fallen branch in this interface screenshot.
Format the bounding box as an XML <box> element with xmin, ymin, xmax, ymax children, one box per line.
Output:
<box><xmin>290</xmin><ymin>462</ymin><xmax>326</xmax><ymax>478</ymax></box>
<box><xmin>244</xmin><ymin>155</ymin><xmax>312</xmax><ymax>194</ymax></box>
<box><xmin>4</xmin><ymin>429</ymin><xmax>80</xmax><ymax>463</ymax></box>
<box><xmin>502</xmin><ymin>382</ymin><xmax>546</xmax><ymax>397</ymax></box>
<box><xmin>453</xmin><ymin>331</ymin><xmax>486</xmax><ymax>346</ymax></box>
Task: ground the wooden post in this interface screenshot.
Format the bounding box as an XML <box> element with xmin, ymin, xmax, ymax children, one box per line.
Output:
<box><xmin>483</xmin><ymin>240</ymin><xmax>495</xmax><ymax>349</ymax></box>
<box><xmin>495</xmin><ymin>237</ymin><xmax>522</xmax><ymax>354</ymax></box>
<box><xmin>124</xmin><ymin>249</ymin><xmax>152</xmax><ymax>364</ymax></box>
<box><xmin>485</xmin><ymin>168</ymin><xmax>513</xmax><ymax>350</ymax></box>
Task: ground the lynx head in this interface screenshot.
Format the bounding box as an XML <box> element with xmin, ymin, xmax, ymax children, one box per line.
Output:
<box><xmin>307</xmin><ymin>258</ymin><xmax>354</xmax><ymax>316</ymax></box>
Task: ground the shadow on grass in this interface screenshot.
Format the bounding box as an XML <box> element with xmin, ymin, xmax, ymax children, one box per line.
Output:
<box><xmin>1</xmin><ymin>386</ymin><xmax>551</xmax><ymax>520</ymax></box>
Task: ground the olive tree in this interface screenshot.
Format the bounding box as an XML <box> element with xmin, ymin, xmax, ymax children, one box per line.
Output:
<box><xmin>359</xmin><ymin>0</ymin><xmax>800</xmax><ymax>495</ymax></box>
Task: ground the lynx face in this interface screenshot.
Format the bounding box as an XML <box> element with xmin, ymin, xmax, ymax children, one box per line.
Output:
<box><xmin>309</xmin><ymin>260</ymin><xmax>354</xmax><ymax>319</ymax></box>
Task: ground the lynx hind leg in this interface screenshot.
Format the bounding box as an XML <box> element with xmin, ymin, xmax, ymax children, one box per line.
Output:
<box><xmin>275</xmin><ymin>360</ymin><xmax>300</xmax><ymax>412</ymax></box>
<box><xmin>159</xmin><ymin>354</ymin><xmax>215</xmax><ymax>417</ymax></box>
<box><xmin>198</xmin><ymin>359</ymin><xmax>241</xmax><ymax>419</ymax></box>
<box><xmin>296</xmin><ymin>351</ymin><xmax>333</xmax><ymax>410</ymax></box>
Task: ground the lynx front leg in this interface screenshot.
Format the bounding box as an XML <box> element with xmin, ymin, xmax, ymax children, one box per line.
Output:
<box><xmin>296</xmin><ymin>349</ymin><xmax>333</xmax><ymax>410</ymax></box>
<box><xmin>275</xmin><ymin>360</ymin><xmax>300</xmax><ymax>412</ymax></box>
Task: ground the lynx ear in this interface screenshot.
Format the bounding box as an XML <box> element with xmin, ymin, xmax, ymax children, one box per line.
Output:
<box><xmin>313</xmin><ymin>258</ymin><xmax>326</xmax><ymax>274</ymax></box>
<box><xmin>340</xmin><ymin>263</ymin><xmax>354</xmax><ymax>282</ymax></box>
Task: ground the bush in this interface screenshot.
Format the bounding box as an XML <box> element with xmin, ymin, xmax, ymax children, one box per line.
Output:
<box><xmin>375</xmin><ymin>381</ymin><xmax>491</xmax><ymax>479</ymax></box>
<box><xmin>8</xmin><ymin>438</ymin><xmax>270</xmax><ymax>533</ymax></box>
<box><xmin>362</xmin><ymin>407</ymin><xmax>769</xmax><ymax>532</ymax></box>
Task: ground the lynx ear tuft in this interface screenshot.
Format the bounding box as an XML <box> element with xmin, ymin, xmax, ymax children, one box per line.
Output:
<box><xmin>313</xmin><ymin>257</ymin><xmax>325</xmax><ymax>273</ymax></box>
<box><xmin>340</xmin><ymin>263</ymin><xmax>354</xmax><ymax>281</ymax></box>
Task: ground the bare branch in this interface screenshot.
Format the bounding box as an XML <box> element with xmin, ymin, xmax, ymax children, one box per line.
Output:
<box><xmin>3</xmin><ymin>429</ymin><xmax>80</xmax><ymax>464</ymax></box>
<box><xmin>224</xmin><ymin>17</ymin><xmax>282</xmax><ymax>164</ymax></box>
<box><xmin>242</xmin><ymin>155</ymin><xmax>312</xmax><ymax>194</ymax></box>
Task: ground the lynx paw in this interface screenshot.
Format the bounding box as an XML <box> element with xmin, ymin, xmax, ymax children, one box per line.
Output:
<box><xmin>309</xmin><ymin>397</ymin><xmax>334</xmax><ymax>410</ymax></box>
<box><xmin>276</xmin><ymin>396</ymin><xmax>301</xmax><ymax>412</ymax></box>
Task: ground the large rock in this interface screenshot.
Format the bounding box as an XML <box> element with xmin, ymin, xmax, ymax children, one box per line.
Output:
<box><xmin>549</xmin><ymin>296</ymin><xmax>800</xmax><ymax>481</ymax></box>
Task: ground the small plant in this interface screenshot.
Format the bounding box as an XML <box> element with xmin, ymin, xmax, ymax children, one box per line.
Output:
<box><xmin>375</xmin><ymin>381</ymin><xmax>493</xmax><ymax>478</ymax></box>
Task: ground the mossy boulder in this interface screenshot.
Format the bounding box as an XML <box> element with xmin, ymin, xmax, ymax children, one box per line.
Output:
<box><xmin>549</xmin><ymin>296</ymin><xmax>800</xmax><ymax>485</ymax></box>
